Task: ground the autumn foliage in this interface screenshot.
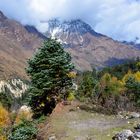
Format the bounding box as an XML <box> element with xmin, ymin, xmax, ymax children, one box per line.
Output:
<box><xmin>0</xmin><ymin>104</ymin><xmax>11</xmax><ymax>128</ymax></box>
<box><xmin>77</xmin><ymin>59</ymin><xmax>140</xmax><ymax>112</ymax></box>
<box><xmin>0</xmin><ymin>104</ymin><xmax>11</xmax><ymax>139</ymax></box>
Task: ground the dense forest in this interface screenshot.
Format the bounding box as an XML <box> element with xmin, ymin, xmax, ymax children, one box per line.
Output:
<box><xmin>76</xmin><ymin>58</ymin><xmax>140</xmax><ymax>113</ymax></box>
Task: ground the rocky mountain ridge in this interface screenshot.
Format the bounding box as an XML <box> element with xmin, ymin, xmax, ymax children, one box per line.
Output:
<box><xmin>45</xmin><ymin>19</ymin><xmax>140</xmax><ymax>70</ymax></box>
<box><xmin>0</xmin><ymin>79</ymin><xmax>28</xmax><ymax>98</ymax></box>
<box><xmin>0</xmin><ymin>11</ymin><xmax>43</xmax><ymax>80</ymax></box>
<box><xmin>45</xmin><ymin>19</ymin><xmax>104</xmax><ymax>47</ymax></box>
<box><xmin>122</xmin><ymin>40</ymin><xmax>140</xmax><ymax>50</ymax></box>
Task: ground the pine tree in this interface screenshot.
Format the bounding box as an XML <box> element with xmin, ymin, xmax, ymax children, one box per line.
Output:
<box><xmin>77</xmin><ymin>71</ymin><xmax>97</xmax><ymax>98</ymax></box>
<box><xmin>26</xmin><ymin>39</ymin><xmax>74</xmax><ymax>117</ymax></box>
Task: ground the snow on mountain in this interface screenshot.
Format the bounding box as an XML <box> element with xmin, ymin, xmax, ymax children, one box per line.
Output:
<box><xmin>43</xmin><ymin>19</ymin><xmax>140</xmax><ymax>70</ymax></box>
<box><xmin>45</xmin><ymin>19</ymin><xmax>103</xmax><ymax>47</ymax></box>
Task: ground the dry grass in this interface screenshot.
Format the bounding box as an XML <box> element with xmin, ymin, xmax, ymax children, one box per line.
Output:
<box><xmin>38</xmin><ymin>101</ymin><xmax>140</xmax><ymax>140</ymax></box>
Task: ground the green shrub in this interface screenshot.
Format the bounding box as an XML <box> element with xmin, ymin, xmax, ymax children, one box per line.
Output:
<box><xmin>125</xmin><ymin>76</ymin><xmax>140</xmax><ymax>105</ymax></box>
<box><xmin>34</xmin><ymin>115</ymin><xmax>46</xmax><ymax>124</ymax></box>
<box><xmin>0</xmin><ymin>92</ymin><xmax>13</xmax><ymax>110</ymax></box>
<box><xmin>8</xmin><ymin>120</ymin><xmax>37</xmax><ymax>140</ymax></box>
<box><xmin>77</xmin><ymin>71</ymin><xmax>97</xmax><ymax>99</ymax></box>
<box><xmin>67</xmin><ymin>91</ymin><xmax>75</xmax><ymax>101</ymax></box>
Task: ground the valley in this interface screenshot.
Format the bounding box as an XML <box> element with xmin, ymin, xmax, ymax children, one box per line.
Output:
<box><xmin>0</xmin><ymin>6</ymin><xmax>140</xmax><ymax>140</ymax></box>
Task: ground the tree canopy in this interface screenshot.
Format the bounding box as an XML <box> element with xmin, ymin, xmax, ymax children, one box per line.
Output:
<box><xmin>26</xmin><ymin>39</ymin><xmax>74</xmax><ymax>117</ymax></box>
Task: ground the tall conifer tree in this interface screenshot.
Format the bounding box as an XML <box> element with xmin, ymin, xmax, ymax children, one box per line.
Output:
<box><xmin>26</xmin><ymin>39</ymin><xmax>74</xmax><ymax>117</ymax></box>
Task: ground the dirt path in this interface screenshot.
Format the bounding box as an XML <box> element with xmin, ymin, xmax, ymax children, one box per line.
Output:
<box><xmin>38</xmin><ymin>101</ymin><xmax>140</xmax><ymax>140</ymax></box>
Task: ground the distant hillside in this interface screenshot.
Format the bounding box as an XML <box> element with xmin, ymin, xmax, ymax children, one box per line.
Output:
<box><xmin>0</xmin><ymin>11</ymin><xmax>140</xmax><ymax>79</ymax></box>
<box><xmin>122</xmin><ymin>40</ymin><xmax>140</xmax><ymax>50</ymax></box>
<box><xmin>45</xmin><ymin>19</ymin><xmax>140</xmax><ymax>70</ymax></box>
<box><xmin>0</xmin><ymin>11</ymin><xmax>43</xmax><ymax>80</ymax></box>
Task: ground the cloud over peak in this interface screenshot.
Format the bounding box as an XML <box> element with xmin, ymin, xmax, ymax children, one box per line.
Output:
<box><xmin>0</xmin><ymin>0</ymin><xmax>140</xmax><ymax>42</ymax></box>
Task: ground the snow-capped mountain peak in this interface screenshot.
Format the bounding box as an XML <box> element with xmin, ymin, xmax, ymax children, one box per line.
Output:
<box><xmin>45</xmin><ymin>19</ymin><xmax>103</xmax><ymax>47</ymax></box>
<box><xmin>46</xmin><ymin>19</ymin><xmax>102</xmax><ymax>37</ymax></box>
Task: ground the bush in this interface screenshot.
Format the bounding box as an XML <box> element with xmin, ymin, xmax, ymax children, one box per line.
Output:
<box><xmin>0</xmin><ymin>104</ymin><xmax>11</xmax><ymax>128</ymax></box>
<box><xmin>8</xmin><ymin>120</ymin><xmax>37</xmax><ymax>140</ymax></box>
<box><xmin>125</xmin><ymin>76</ymin><xmax>140</xmax><ymax>104</ymax></box>
<box><xmin>0</xmin><ymin>92</ymin><xmax>13</xmax><ymax>110</ymax></box>
<box><xmin>67</xmin><ymin>91</ymin><xmax>75</xmax><ymax>101</ymax></box>
<box><xmin>0</xmin><ymin>127</ymin><xmax>7</xmax><ymax>140</ymax></box>
<box><xmin>77</xmin><ymin>71</ymin><xmax>97</xmax><ymax>99</ymax></box>
<box><xmin>0</xmin><ymin>105</ymin><xmax>11</xmax><ymax>139</ymax></box>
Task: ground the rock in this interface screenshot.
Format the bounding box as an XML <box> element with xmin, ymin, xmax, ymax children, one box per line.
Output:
<box><xmin>129</xmin><ymin>112</ymin><xmax>140</xmax><ymax>119</ymax></box>
<box><xmin>129</xmin><ymin>135</ymin><xmax>139</xmax><ymax>140</ymax></box>
<box><xmin>113</xmin><ymin>124</ymin><xmax>140</xmax><ymax>140</ymax></box>
<box><xmin>20</xmin><ymin>105</ymin><xmax>31</xmax><ymax>112</ymax></box>
<box><xmin>113</xmin><ymin>130</ymin><xmax>133</xmax><ymax>140</ymax></box>
<box><xmin>107</xmin><ymin>134</ymin><xmax>110</xmax><ymax>137</ymax></box>
<box><xmin>117</xmin><ymin>112</ymin><xmax>140</xmax><ymax>119</ymax></box>
<box><xmin>135</xmin><ymin>124</ymin><xmax>140</xmax><ymax>130</ymax></box>
<box><xmin>135</xmin><ymin>129</ymin><xmax>140</xmax><ymax>132</ymax></box>
<box><xmin>48</xmin><ymin>135</ymin><xmax>57</xmax><ymax>140</ymax></box>
<box><xmin>15</xmin><ymin>105</ymin><xmax>32</xmax><ymax>123</ymax></box>
<box><xmin>133</xmin><ymin>132</ymin><xmax>140</xmax><ymax>138</ymax></box>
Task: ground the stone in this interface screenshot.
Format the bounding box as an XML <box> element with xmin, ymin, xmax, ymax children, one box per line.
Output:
<box><xmin>113</xmin><ymin>124</ymin><xmax>140</xmax><ymax>140</ymax></box>
<box><xmin>133</xmin><ymin>132</ymin><xmax>140</xmax><ymax>138</ymax></box>
<box><xmin>48</xmin><ymin>135</ymin><xmax>57</xmax><ymax>140</ymax></box>
<box><xmin>16</xmin><ymin>105</ymin><xmax>32</xmax><ymax>121</ymax></box>
<box><xmin>129</xmin><ymin>135</ymin><xmax>139</xmax><ymax>140</ymax></box>
<box><xmin>135</xmin><ymin>129</ymin><xmax>140</xmax><ymax>132</ymax></box>
<box><xmin>129</xmin><ymin>112</ymin><xmax>140</xmax><ymax>119</ymax></box>
<box><xmin>112</xmin><ymin>130</ymin><xmax>133</xmax><ymax>140</ymax></box>
<box><xmin>135</xmin><ymin>124</ymin><xmax>140</xmax><ymax>129</ymax></box>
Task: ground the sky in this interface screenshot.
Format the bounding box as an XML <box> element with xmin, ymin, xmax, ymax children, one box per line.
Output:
<box><xmin>0</xmin><ymin>0</ymin><xmax>140</xmax><ymax>42</ymax></box>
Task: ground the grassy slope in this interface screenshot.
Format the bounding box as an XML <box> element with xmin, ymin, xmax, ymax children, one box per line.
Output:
<box><xmin>38</xmin><ymin>101</ymin><xmax>140</xmax><ymax>140</ymax></box>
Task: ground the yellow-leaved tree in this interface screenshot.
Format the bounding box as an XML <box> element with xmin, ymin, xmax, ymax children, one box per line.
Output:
<box><xmin>0</xmin><ymin>104</ymin><xmax>11</xmax><ymax>140</ymax></box>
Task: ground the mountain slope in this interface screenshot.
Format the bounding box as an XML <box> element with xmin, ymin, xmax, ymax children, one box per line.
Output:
<box><xmin>122</xmin><ymin>40</ymin><xmax>140</xmax><ymax>50</ymax></box>
<box><xmin>1</xmin><ymin>11</ymin><xmax>140</xmax><ymax>80</ymax></box>
<box><xmin>45</xmin><ymin>19</ymin><xmax>140</xmax><ymax>70</ymax></box>
<box><xmin>0</xmin><ymin>11</ymin><xmax>43</xmax><ymax>80</ymax></box>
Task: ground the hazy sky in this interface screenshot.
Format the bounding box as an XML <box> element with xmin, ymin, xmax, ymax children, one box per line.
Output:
<box><xmin>0</xmin><ymin>0</ymin><xmax>140</xmax><ymax>42</ymax></box>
